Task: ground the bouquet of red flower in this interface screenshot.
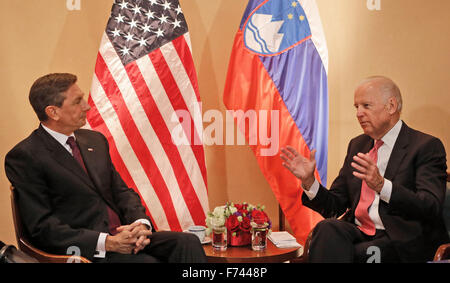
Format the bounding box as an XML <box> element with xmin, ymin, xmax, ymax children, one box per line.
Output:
<box><xmin>206</xmin><ymin>202</ymin><xmax>271</xmax><ymax>246</ymax></box>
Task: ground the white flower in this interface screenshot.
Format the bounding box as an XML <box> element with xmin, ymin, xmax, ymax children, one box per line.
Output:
<box><xmin>205</xmin><ymin>202</ymin><xmax>270</xmax><ymax>236</ymax></box>
<box><xmin>213</xmin><ymin>205</ymin><xmax>225</xmax><ymax>217</ymax></box>
<box><xmin>211</xmin><ymin>216</ymin><xmax>225</xmax><ymax>227</ymax></box>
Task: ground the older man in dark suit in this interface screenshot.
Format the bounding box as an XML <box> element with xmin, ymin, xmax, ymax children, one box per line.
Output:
<box><xmin>5</xmin><ymin>73</ymin><xmax>206</xmax><ymax>263</ymax></box>
<box><xmin>281</xmin><ymin>76</ymin><xmax>448</xmax><ymax>262</ymax></box>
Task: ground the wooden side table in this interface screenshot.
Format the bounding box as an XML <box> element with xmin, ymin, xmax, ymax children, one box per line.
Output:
<box><xmin>203</xmin><ymin>240</ymin><xmax>303</xmax><ymax>263</ymax></box>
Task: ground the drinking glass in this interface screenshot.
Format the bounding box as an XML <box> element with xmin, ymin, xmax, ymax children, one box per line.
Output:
<box><xmin>212</xmin><ymin>223</ymin><xmax>227</xmax><ymax>251</ymax></box>
<box><xmin>251</xmin><ymin>221</ymin><xmax>268</xmax><ymax>251</ymax></box>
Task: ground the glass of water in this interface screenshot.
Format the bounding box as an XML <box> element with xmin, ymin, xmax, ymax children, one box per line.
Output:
<box><xmin>212</xmin><ymin>223</ymin><xmax>227</xmax><ymax>251</ymax></box>
<box><xmin>251</xmin><ymin>221</ymin><xmax>268</xmax><ymax>251</ymax></box>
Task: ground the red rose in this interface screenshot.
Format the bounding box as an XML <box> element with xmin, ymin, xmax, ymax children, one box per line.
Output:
<box><xmin>235</xmin><ymin>204</ymin><xmax>243</xmax><ymax>210</ymax></box>
<box><xmin>226</xmin><ymin>215</ymin><xmax>240</xmax><ymax>232</ymax></box>
<box><xmin>252</xmin><ymin>210</ymin><xmax>268</xmax><ymax>224</ymax></box>
<box><xmin>240</xmin><ymin>217</ymin><xmax>251</xmax><ymax>232</ymax></box>
<box><xmin>235</xmin><ymin>204</ymin><xmax>248</xmax><ymax>215</ymax></box>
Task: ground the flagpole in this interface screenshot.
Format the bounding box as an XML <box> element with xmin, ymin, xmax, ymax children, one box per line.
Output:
<box><xmin>278</xmin><ymin>204</ymin><xmax>285</xmax><ymax>231</ymax></box>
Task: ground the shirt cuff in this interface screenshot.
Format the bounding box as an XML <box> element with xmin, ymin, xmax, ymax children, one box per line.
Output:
<box><xmin>134</xmin><ymin>218</ymin><xmax>152</xmax><ymax>230</ymax></box>
<box><xmin>94</xmin><ymin>232</ymin><xmax>108</xmax><ymax>258</ymax></box>
<box><xmin>94</xmin><ymin>219</ymin><xmax>152</xmax><ymax>258</ymax></box>
<box><xmin>379</xmin><ymin>178</ymin><xmax>392</xmax><ymax>203</ymax></box>
<box><xmin>303</xmin><ymin>179</ymin><xmax>319</xmax><ymax>200</ymax></box>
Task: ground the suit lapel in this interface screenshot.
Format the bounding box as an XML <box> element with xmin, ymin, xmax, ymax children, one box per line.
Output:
<box><xmin>75</xmin><ymin>131</ymin><xmax>119</xmax><ymax>211</ymax></box>
<box><xmin>359</xmin><ymin>137</ymin><xmax>374</xmax><ymax>156</ymax></box>
<box><xmin>350</xmin><ymin>124</ymin><xmax>409</xmax><ymax>205</ymax></box>
<box><xmin>75</xmin><ymin>133</ymin><xmax>103</xmax><ymax>191</ymax></box>
<box><xmin>36</xmin><ymin>126</ymin><xmax>97</xmax><ymax>191</ymax></box>
<box><xmin>37</xmin><ymin>126</ymin><xmax>121</xmax><ymax>217</ymax></box>
<box><xmin>384</xmin><ymin>123</ymin><xmax>410</xmax><ymax>181</ymax></box>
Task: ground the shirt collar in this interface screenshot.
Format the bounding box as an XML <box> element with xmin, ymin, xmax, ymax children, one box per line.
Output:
<box><xmin>379</xmin><ymin>120</ymin><xmax>403</xmax><ymax>149</ymax></box>
<box><xmin>41</xmin><ymin>123</ymin><xmax>75</xmax><ymax>147</ymax></box>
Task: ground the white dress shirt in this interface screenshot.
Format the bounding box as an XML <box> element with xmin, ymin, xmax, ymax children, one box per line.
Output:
<box><xmin>304</xmin><ymin>120</ymin><xmax>403</xmax><ymax>231</ymax></box>
<box><xmin>41</xmin><ymin>124</ymin><xmax>151</xmax><ymax>258</ymax></box>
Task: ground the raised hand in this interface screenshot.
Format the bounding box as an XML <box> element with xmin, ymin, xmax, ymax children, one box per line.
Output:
<box><xmin>280</xmin><ymin>146</ymin><xmax>317</xmax><ymax>190</ymax></box>
<box><xmin>351</xmin><ymin>152</ymin><xmax>384</xmax><ymax>193</ymax></box>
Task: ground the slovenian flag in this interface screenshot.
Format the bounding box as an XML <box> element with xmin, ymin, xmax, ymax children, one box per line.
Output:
<box><xmin>223</xmin><ymin>0</ymin><xmax>328</xmax><ymax>244</ymax></box>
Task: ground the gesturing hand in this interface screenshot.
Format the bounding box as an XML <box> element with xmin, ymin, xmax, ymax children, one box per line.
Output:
<box><xmin>280</xmin><ymin>146</ymin><xmax>317</xmax><ymax>190</ymax></box>
<box><xmin>351</xmin><ymin>152</ymin><xmax>384</xmax><ymax>193</ymax></box>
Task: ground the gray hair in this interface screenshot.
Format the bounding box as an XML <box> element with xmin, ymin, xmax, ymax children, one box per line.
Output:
<box><xmin>359</xmin><ymin>76</ymin><xmax>403</xmax><ymax>113</ymax></box>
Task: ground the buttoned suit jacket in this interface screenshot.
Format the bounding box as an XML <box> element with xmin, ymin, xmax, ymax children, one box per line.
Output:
<box><xmin>5</xmin><ymin>125</ymin><xmax>151</xmax><ymax>261</ymax></box>
<box><xmin>302</xmin><ymin>122</ymin><xmax>449</xmax><ymax>262</ymax></box>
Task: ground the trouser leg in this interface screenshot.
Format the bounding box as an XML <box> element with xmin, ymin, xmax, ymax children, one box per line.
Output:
<box><xmin>308</xmin><ymin>218</ymin><xmax>363</xmax><ymax>263</ymax></box>
<box><xmin>308</xmin><ymin>219</ymin><xmax>400</xmax><ymax>263</ymax></box>
<box><xmin>353</xmin><ymin>230</ymin><xmax>400</xmax><ymax>263</ymax></box>
<box><xmin>145</xmin><ymin>231</ymin><xmax>207</xmax><ymax>263</ymax></box>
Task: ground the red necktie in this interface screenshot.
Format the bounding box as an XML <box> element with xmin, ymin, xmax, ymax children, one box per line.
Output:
<box><xmin>66</xmin><ymin>136</ymin><xmax>121</xmax><ymax>235</ymax></box>
<box><xmin>354</xmin><ymin>140</ymin><xmax>384</xmax><ymax>236</ymax></box>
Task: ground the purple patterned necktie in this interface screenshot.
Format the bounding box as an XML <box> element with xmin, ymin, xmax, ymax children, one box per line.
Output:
<box><xmin>66</xmin><ymin>136</ymin><xmax>121</xmax><ymax>235</ymax></box>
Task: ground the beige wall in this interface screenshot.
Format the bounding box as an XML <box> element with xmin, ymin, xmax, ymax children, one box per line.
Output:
<box><xmin>0</xmin><ymin>0</ymin><xmax>448</xmax><ymax>245</ymax></box>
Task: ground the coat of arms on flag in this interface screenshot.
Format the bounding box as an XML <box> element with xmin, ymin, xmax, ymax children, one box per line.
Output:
<box><xmin>243</xmin><ymin>0</ymin><xmax>312</xmax><ymax>55</ymax></box>
<box><xmin>223</xmin><ymin>0</ymin><xmax>328</xmax><ymax>244</ymax></box>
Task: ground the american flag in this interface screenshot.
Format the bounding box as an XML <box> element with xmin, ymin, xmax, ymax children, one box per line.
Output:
<box><xmin>86</xmin><ymin>0</ymin><xmax>209</xmax><ymax>231</ymax></box>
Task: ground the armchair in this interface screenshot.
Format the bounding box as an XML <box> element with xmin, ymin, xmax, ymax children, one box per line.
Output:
<box><xmin>301</xmin><ymin>171</ymin><xmax>450</xmax><ymax>262</ymax></box>
<box><xmin>10</xmin><ymin>186</ymin><xmax>90</xmax><ymax>263</ymax></box>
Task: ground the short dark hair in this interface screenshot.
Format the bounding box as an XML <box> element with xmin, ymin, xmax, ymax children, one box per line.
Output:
<box><xmin>29</xmin><ymin>73</ymin><xmax>78</xmax><ymax>121</ymax></box>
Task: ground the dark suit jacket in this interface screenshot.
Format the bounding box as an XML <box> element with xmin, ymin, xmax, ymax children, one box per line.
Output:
<box><xmin>5</xmin><ymin>125</ymin><xmax>151</xmax><ymax>261</ymax></box>
<box><xmin>302</xmin><ymin>122</ymin><xmax>449</xmax><ymax>262</ymax></box>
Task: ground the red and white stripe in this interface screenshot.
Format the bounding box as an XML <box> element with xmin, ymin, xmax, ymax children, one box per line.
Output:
<box><xmin>86</xmin><ymin>32</ymin><xmax>209</xmax><ymax>231</ymax></box>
